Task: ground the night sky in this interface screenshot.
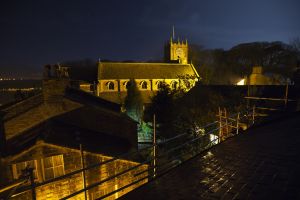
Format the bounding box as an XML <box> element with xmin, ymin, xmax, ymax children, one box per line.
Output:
<box><xmin>0</xmin><ymin>0</ymin><xmax>299</xmax><ymax>77</ymax></box>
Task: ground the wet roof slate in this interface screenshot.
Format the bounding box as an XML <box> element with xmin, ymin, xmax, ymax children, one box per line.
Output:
<box><xmin>120</xmin><ymin>112</ymin><xmax>300</xmax><ymax>199</ymax></box>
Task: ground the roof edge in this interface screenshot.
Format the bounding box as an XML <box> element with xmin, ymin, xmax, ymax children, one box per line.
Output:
<box><xmin>190</xmin><ymin>63</ymin><xmax>200</xmax><ymax>78</ymax></box>
<box><xmin>98</xmin><ymin>62</ymin><xmax>191</xmax><ymax>66</ymax></box>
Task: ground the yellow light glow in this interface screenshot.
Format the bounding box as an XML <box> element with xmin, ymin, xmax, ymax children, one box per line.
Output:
<box><xmin>209</xmin><ymin>134</ymin><xmax>218</xmax><ymax>145</ymax></box>
<box><xmin>237</xmin><ymin>79</ymin><xmax>245</xmax><ymax>85</ymax></box>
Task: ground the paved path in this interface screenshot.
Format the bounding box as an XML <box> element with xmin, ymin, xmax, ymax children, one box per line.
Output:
<box><xmin>120</xmin><ymin>113</ymin><xmax>300</xmax><ymax>200</ymax></box>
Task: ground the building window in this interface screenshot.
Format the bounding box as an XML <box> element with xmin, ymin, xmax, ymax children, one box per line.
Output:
<box><xmin>12</xmin><ymin>160</ymin><xmax>39</xmax><ymax>181</ymax></box>
<box><xmin>156</xmin><ymin>81</ymin><xmax>163</xmax><ymax>89</ymax></box>
<box><xmin>185</xmin><ymin>81</ymin><xmax>191</xmax><ymax>88</ymax></box>
<box><xmin>42</xmin><ymin>155</ymin><xmax>65</xmax><ymax>180</ymax></box>
<box><xmin>106</xmin><ymin>81</ymin><xmax>114</xmax><ymax>90</ymax></box>
<box><xmin>123</xmin><ymin>81</ymin><xmax>130</xmax><ymax>90</ymax></box>
<box><xmin>140</xmin><ymin>81</ymin><xmax>147</xmax><ymax>89</ymax></box>
<box><xmin>171</xmin><ymin>81</ymin><xmax>178</xmax><ymax>89</ymax></box>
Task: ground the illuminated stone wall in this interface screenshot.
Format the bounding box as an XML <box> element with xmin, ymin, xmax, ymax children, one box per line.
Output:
<box><xmin>169</xmin><ymin>40</ymin><xmax>188</xmax><ymax>64</ymax></box>
<box><xmin>249</xmin><ymin>74</ymin><xmax>271</xmax><ymax>85</ymax></box>
<box><xmin>98</xmin><ymin>78</ymin><xmax>195</xmax><ymax>93</ymax></box>
<box><xmin>96</xmin><ymin>78</ymin><xmax>197</xmax><ymax>104</ymax></box>
<box><xmin>79</xmin><ymin>83</ymin><xmax>93</xmax><ymax>94</ymax></box>
<box><xmin>85</xmin><ymin>154</ymin><xmax>148</xmax><ymax>200</ymax></box>
<box><xmin>247</xmin><ymin>66</ymin><xmax>272</xmax><ymax>85</ymax></box>
<box><xmin>7</xmin><ymin>143</ymin><xmax>148</xmax><ymax>200</ymax></box>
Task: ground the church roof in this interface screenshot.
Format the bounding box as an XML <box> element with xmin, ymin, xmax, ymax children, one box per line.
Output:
<box><xmin>98</xmin><ymin>62</ymin><xmax>199</xmax><ymax>80</ymax></box>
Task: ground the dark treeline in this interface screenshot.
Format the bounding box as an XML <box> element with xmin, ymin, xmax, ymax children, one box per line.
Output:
<box><xmin>189</xmin><ymin>40</ymin><xmax>300</xmax><ymax>84</ymax></box>
<box><xmin>59</xmin><ymin>40</ymin><xmax>300</xmax><ymax>86</ymax></box>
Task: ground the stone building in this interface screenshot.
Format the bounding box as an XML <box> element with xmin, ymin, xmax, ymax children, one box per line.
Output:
<box><xmin>0</xmin><ymin>68</ymin><xmax>148</xmax><ymax>199</ymax></box>
<box><xmin>164</xmin><ymin>37</ymin><xmax>189</xmax><ymax>64</ymax></box>
<box><xmin>246</xmin><ymin>66</ymin><xmax>272</xmax><ymax>85</ymax></box>
<box><xmin>96</xmin><ymin>37</ymin><xmax>199</xmax><ymax>104</ymax></box>
<box><xmin>2</xmin><ymin>141</ymin><xmax>147</xmax><ymax>200</ymax></box>
<box><xmin>97</xmin><ymin>62</ymin><xmax>199</xmax><ymax>104</ymax></box>
<box><xmin>242</xmin><ymin>66</ymin><xmax>289</xmax><ymax>85</ymax></box>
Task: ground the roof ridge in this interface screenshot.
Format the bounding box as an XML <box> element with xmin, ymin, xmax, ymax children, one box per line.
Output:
<box><xmin>99</xmin><ymin>62</ymin><xmax>190</xmax><ymax>65</ymax></box>
<box><xmin>98</xmin><ymin>63</ymin><xmax>197</xmax><ymax>80</ymax></box>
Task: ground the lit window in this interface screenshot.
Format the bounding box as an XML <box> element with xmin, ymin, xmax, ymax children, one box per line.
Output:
<box><xmin>123</xmin><ymin>81</ymin><xmax>130</xmax><ymax>90</ymax></box>
<box><xmin>171</xmin><ymin>81</ymin><xmax>178</xmax><ymax>89</ymax></box>
<box><xmin>106</xmin><ymin>82</ymin><xmax>114</xmax><ymax>90</ymax></box>
<box><xmin>42</xmin><ymin>155</ymin><xmax>65</xmax><ymax>180</ymax></box>
<box><xmin>140</xmin><ymin>81</ymin><xmax>147</xmax><ymax>89</ymax></box>
<box><xmin>12</xmin><ymin>160</ymin><xmax>39</xmax><ymax>181</ymax></box>
<box><xmin>185</xmin><ymin>81</ymin><xmax>191</xmax><ymax>88</ymax></box>
<box><xmin>156</xmin><ymin>81</ymin><xmax>162</xmax><ymax>89</ymax></box>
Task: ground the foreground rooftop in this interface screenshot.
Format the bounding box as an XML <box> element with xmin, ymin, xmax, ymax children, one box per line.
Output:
<box><xmin>121</xmin><ymin>112</ymin><xmax>300</xmax><ymax>199</ymax></box>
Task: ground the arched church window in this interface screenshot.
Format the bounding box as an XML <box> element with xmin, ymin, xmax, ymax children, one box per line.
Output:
<box><xmin>106</xmin><ymin>81</ymin><xmax>114</xmax><ymax>90</ymax></box>
<box><xmin>140</xmin><ymin>81</ymin><xmax>147</xmax><ymax>89</ymax></box>
<box><xmin>156</xmin><ymin>81</ymin><xmax>163</xmax><ymax>89</ymax></box>
<box><xmin>171</xmin><ymin>81</ymin><xmax>178</xmax><ymax>90</ymax></box>
<box><xmin>124</xmin><ymin>81</ymin><xmax>131</xmax><ymax>90</ymax></box>
<box><xmin>185</xmin><ymin>81</ymin><xmax>191</xmax><ymax>88</ymax></box>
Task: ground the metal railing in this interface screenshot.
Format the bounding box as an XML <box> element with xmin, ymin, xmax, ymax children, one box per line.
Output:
<box><xmin>245</xmin><ymin>83</ymin><xmax>296</xmax><ymax>113</ymax></box>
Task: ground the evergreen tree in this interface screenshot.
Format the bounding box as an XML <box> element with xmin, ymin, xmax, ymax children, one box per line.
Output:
<box><xmin>124</xmin><ymin>79</ymin><xmax>143</xmax><ymax>122</ymax></box>
<box><xmin>145</xmin><ymin>82</ymin><xmax>178</xmax><ymax>138</ymax></box>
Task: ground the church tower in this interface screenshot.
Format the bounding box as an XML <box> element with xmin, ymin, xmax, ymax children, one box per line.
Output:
<box><xmin>164</xmin><ymin>27</ymin><xmax>188</xmax><ymax>64</ymax></box>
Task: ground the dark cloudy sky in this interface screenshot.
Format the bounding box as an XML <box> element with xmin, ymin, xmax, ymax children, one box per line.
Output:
<box><xmin>0</xmin><ymin>0</ymin><xmax>300</xmax><ymax>77</ymax></box>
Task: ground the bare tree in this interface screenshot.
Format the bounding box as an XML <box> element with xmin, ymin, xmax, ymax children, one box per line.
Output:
<box><xmin>290</xmin><ymin>37</ymin><xmax>300</xmax><ymax>52</ymax></box>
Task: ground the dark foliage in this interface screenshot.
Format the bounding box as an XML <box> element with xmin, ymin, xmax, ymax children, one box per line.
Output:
<box><xmin>189</xmin><ymin>41</ymin><xmax>300</xmax><ymax>84</ymax></box>
<box><xmin>145</xmin><ymin>83</ymin><xmax>246</xmax><ymax>139</ymax></box>
<box><xmin>144</xmin><ymin>82</ymin><xmax>178</xmax><ymax>138</ymax></box>
<box><xmin>124</xmin><ymin>79</ymin><xmax>143</xmax><ymax>122</ymax></box>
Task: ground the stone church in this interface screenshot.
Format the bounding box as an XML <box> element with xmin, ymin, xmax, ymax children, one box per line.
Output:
<box><xmin>96</xmin><ymin>36</ymin><xmax>199</xmax><ymax>104</ymax></box>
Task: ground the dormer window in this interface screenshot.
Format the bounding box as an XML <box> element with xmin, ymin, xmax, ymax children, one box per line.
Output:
<box><xmin>12</xmin><ymin>160</ymin><xmax>39</xmax><ymax>182</ymax></box>
<box><xmin>11</xmin><ymin>155</ymin><xmax>65</xmax><ymax>183</ymax></box>
<box><xmin>106</xmin><ymin>81</ymin><xmax>114</xmax><ymax>90</ymax></box>
<box><xmin>140</xmin><ymin>81</ymin><xmax>147</xmax><ymax>89</ymax></box>
<box><xmin>42</xmin><ymin>155</ymin><xmax>65</xmax><ymax>180</ymax></box>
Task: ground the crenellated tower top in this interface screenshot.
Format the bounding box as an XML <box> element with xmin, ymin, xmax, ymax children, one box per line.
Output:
<box><xmin>165</xmin><ymin>26</ymin><xmax>188</xmax><ymax>64</ymax></box>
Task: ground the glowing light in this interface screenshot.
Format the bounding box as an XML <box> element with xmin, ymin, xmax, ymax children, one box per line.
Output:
<box><xmin>209</xmin><ymin>134</ymin><xmax>218</xmax><ymax>145</ymax></box>
<box><xmin>201</xmin><ymin>177</ymin><xmax>210</xmax><ymax>184</ymax></box>
<box><xmin>236</xmin><ymin>79</ymin><xmax>245</xmax><ymax>85</ymax></box>
<box><xmin>202</xmin><ymin>167</ymin><xmax>212</xmax><ymax>173</ymax></box>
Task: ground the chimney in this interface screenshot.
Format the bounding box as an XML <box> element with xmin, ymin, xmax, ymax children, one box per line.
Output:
<box><xmin>42</xmin><ymin>64</ymin><xmax>70</xmax><ymax>104</ymax></box>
